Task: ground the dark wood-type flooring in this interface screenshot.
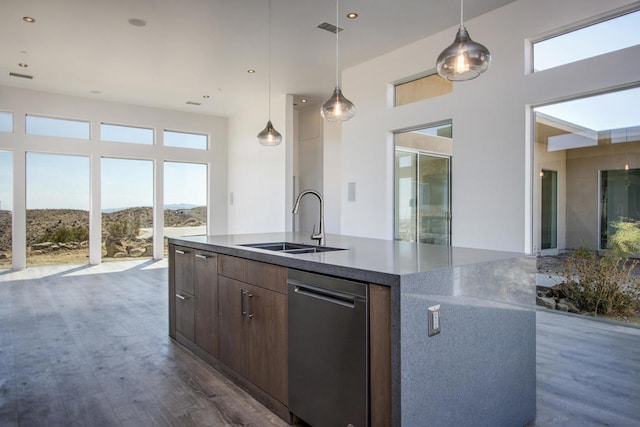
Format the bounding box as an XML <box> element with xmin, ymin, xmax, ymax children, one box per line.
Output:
<box><xmin>1</xmin><ymin>260</ymin><xmax>639</xmax><ymax>426</ymax></box>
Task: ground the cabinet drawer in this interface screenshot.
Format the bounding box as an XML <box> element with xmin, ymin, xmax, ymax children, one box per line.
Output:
<box><xmin>175</xmin><ymin>290</ymin><xmax>195</xmax><ymax>342</ymax></box>
<box><xmin>218</xmin><ymin>255</ymin><xmax>287</xmax><ymax>294</ymax></box>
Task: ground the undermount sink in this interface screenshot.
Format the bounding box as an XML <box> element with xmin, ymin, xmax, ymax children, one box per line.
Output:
<box><xmin>240</xmin><ymin>242</ymin><xmax>346</xmax><ymax>255</ymax></box>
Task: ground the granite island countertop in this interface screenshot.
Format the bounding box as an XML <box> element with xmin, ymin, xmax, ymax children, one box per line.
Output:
<box><xmin>168</xmin><ymin>232</ymin><xmax>529</xmax><ymax>288</ymax></box>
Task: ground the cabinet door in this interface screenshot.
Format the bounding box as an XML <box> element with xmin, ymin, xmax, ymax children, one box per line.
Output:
<box><xmin>194</xmin><ymin>252</ymin><xmax>218</xmax><ymax>356</ymax></box>
<box><xmin>217</xmin><ymin>276</ymin><xmax>248</xmax><ymax>377</ymax></box>
<box><xmin>247</xmin><ymin>284</ymin><xmax>288</xmax><ymax>405</ymax></box>
<box><xmin>173</xmin><ymin>246</ymin><xmax>195</xmax><ymax>341</ymax></box>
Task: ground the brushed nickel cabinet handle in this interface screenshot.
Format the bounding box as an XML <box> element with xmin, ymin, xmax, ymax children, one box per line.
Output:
<box><xmin>195</xmin><ymin>254</ymin><xmax>208</xmax><ymax>260</ymax></box>
<box><xmin>247</xmin><ymin>293</ymin><xmax>254</xmax><ymax>318</ymax></box>
<box><xmin>176</xmin><ymin>293</ymin><xmax>189</xmax><ymax>300</ymax></box>
<box><xmin>176</xmin><ymin>250</ymin><xmax>187</xmax><ymax>255</ymax></box>
<box><xmin>241</xmin><ymin>289</ymin><xmax>247</xmax><ymax>316</ymax></box>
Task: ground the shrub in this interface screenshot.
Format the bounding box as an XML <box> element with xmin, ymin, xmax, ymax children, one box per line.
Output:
<box><xmin>108</xmin><ymin>218</ymin><xmax>140</xmax><ymax>240</ymax></box>
<box><xmin>559</xmin><ymin>250</ymin><xmax>640</xmax><ymax>317</ymax></box>
<box><xmin>38</xmin><ymin>226</ymin><xmax>89</xmax><ymax>244</ymax></box>
<box><xmin>609</xmin><ymin>219</ymin><xmax>640</xmax><ymax>257</ymax></box>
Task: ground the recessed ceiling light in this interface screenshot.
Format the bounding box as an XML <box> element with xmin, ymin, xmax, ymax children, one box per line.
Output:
<box><xmin>346</xmin><ymin>12</ymin><xmax>358</xmax><ymax>19</ymax></box>
<box><xmin>300</xmin><ymin>98</ymin><xmax>308</xmax><ymax>103</ymax></box>
<box><xmin>23</xmin><ymin>16</ymin><xmax>36</xmax><ymax>23</ymax></box>
<box><xmin>128</xmin><ymin>18</ymin><xmax>147</xmax><ymax>27</ymax></box>
<box><xmin>247</xmin><ymin>69</ymin><xmax>256</xmax><ymax>74</ymax></box>
<box><xmin>18</xmin><ymin>63</ymin><xmax>28</xmax><ymax>68</ymax></box>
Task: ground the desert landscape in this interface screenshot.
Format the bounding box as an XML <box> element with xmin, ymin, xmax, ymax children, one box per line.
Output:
<box><xmin>0</xmin><ymin>206</ymin><xmax>206</xmax><ymax>268</ymax></box>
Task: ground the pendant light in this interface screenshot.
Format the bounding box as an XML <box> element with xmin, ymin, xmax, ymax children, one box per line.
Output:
<box><xmin>257</xmin><ymin>0</ymin><xmax>282</xmax><ymax>146</ymax></box>
<box><xmin>321</xmin><ymin>0</ymin><xmax>355</xmax><ymax>122</ymax></box>
<box><xmin>436</xmin><ymin>0</ymin><xmax>491</xmax><ymax>81</ymax></box>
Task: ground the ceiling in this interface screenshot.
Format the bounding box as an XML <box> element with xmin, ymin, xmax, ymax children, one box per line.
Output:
<box><xmin>0</xmin><ymin>0</ymin><xmax>517</xmax><ymax>118</ymax></box>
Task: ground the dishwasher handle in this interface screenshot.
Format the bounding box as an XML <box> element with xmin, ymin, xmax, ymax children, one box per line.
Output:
<box><xmin>292</xmin><ymin>283</ymin><xmax>356</xmax><ymax>308</ymax></box>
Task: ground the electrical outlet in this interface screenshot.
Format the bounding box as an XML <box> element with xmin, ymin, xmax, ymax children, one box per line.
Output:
<box><xmin>428</xmin><ymin>304</ymin><xmax>441</xmax><ymax>336</ymax></box>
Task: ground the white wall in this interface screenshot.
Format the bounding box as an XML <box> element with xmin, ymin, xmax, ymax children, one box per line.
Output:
<box><xmin>227</xmin><ymin>93</ymin><xmax>291</xmax><ymax>234</ymax></box>
<box><xmin>293</xmin><ymin>103</ymin><xmax>342</xmax><ymax>236</ymax></box>
<box><xmin>296</xmin><ymin>104</ymin><xmax>324</xmax><ymax>233</ymax></box>
<box><xmin>0</xmin><ymin>85</ymin><xmax>228</xmax><ymax>269</ymax></box>
<box><xmin>341</xmin><ymin>0</ymin><xmax>640</xmax><ymax>253</ymax></box>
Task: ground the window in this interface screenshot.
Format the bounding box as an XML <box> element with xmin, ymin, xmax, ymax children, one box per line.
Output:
<box><xmin>26</xmin><ymin>115</ymin><xmax>90</xmax><ymax>139</ymax></box>
<box><xmin>101</xmin><ymin>158</ymin><xmax>154</xmax><ymax>260</ymax></box>
<box><xmin>26</xmin><ymin>153</ymin><xmax>90</xmax><ymax>266</ymax></box>
<box><xmin>395</xmin><ymin>123</ymin><xmax>452</xmax><ymax>245</ymax></box>
<box><xmin>533</xmin><ymin>9</ymin><xmax>640</xmax><ymax>71</ymax></box>
<box><xmin>533</xmin><ymin>86</ymin><xmax>640</xmax><ymax>253</ymax></box>
<box><xmin>0</xmin><ymin>151</ymin><xmax>12</xmax><ymax>269</ymax></box>
<box><xmin>164</xmin><ymin>161</ymin><xmax>207</xmax><ymax>254</ymax></box>
<box><xmin>395</xmin><ymin>74</ymin><xmax>452</xmax><ymax>107</ymax></box>
<box><xmin>164</xmin><ymin>130</ymin><xmax>208</xmax><ymax>149</ymax></box>
<box><xmin>0</xmin><ymin>112</ymin><xmax>12</xmax><ymax>133</ymax></box>
<box><xmin>101</xmin><ymin>123</ymin><xmax>154</xmax><ymax>145</ymax></box>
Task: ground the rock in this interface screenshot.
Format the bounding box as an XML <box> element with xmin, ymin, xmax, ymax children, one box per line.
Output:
<box><xmin>32</xmin><ymin>242</ymin><xmax>53</xmax><ymax>250</ymax></box>
<box><xmin>537</xmin><ymin>296</ymin><xmax>556</xmax><ymax>310</ymax></box>
<box><xmin>0</xmin><ymin>253</ymin><xmax>6</xmax><ymax>259</ymax></box>
<box><xmin>105</xmin><ymin>237</ymin><xmax>126</xmax><ymax>257</ymax></box>
<box><xmin>129</xmin><ymin>247</ymin><xmax>145</xmax><ymax>257</ymax></box>
<box><xmin>113</xmin><ymin>252</ymin><xmax>128</xmax><ymax>258</ymax></box>
<box><xmin>556</xmin><ymin>301</ymin><xmax>569</xmax><ymax>312</ymax></box>
<box><xmin>558</xmin><ymin>298</ymin><xmax>579</xmax><ymax>313</ymax></box>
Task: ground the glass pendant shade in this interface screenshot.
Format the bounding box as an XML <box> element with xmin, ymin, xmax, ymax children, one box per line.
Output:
<box><xmin>257</xmin><ymin>120</ymin><xmax>282</xmax><ymax>146</ymax></box>
<box><xmin>321</xmin><ymin>86</ymin><xmax>356</xmax><ymax>122</ymax></box>
<box><xmin>436</xmin><ymin>26</ymin><xmax>491</xmax><ymax>81</ymax></box>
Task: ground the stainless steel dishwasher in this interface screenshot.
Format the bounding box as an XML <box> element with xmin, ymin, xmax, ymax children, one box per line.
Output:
<box><xmin>288</xmin><ymin>269</ymin><xmax>368</xmax><ymax>427</ymax></box>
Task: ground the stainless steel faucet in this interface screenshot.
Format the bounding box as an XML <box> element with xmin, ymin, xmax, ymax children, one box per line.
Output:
<box><xmin>292</xmin><ymin>189</ymin><xmax>324</xmax><ymax>245</ymax></box>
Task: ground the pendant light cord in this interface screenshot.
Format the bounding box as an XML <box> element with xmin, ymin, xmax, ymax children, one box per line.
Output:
<box><xmin>268</xmin><ymin>0</ymin><xmax>272</xmax><ymax>119</ymax></box>
<box><xmin>335</xmin><ymin>0</ymin><xmax>340</xmax><ymax>87</ymax></box>
<box><xmin>460</xmin><ymin>0</ymin><xmax>464</xmax><ymax>28</ymax></box>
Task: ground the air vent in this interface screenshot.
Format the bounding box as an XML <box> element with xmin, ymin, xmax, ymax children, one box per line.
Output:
<box><xmin>185</xmin><ymin>101</ymin><xmax>201</xmax><ymax>106</ymax></box>
<box><xmin>9</xmin><ymin>72</ymin><xmax>33</xmax><ymax>79</ymax></box>
<box><xmin>317</xmin><ymin>22</ymin><xmax>343</xmax><ymax>34</ymax></box>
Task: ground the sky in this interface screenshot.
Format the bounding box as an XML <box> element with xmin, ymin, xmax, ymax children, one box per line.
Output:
<box><xmin>0</xmin><ymin>151</ymin><xmax>206</xmax><ymax>212</ymax></box>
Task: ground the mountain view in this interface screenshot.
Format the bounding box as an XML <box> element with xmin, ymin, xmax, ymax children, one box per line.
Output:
<box><xmin>0</xmin><ymin>206</ymin><xmax>206</xmax><ymax>268</ymax></box>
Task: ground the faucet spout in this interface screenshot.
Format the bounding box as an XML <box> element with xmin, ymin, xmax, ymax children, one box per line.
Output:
<box><xmin>292</xmin><ymin>189</ymin><xmax>325</xmax><ymax>245</ymax></box>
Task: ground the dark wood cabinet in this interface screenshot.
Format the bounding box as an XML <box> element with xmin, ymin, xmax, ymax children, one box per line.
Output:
<box><xmin>194</xmin><ymin>252</ymin><xmax>218</xmax><ymax>356</ymax></box>
<box><xmin>173</xmin><ymin>247</ymin><xmax>195</xmax><ymax>341</ymax></box>
<box><xmin>217</xmin><ymin>276</ymin><xmax>248</xmax><ymax>375</ymax></box>
<box><xmin>217</xmin><ymin>255</ymin><xmax>288</xmax><ymax>405</ymax></box>
<box><xmin>170</xmin><ymin>245</ymin><xmax>218</xmax><ymax>357</ymax></box>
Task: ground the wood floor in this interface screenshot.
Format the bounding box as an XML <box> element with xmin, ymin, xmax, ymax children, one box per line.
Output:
<box><xmin>1</xmin><ymin>260</ymin><xmax>639</xmax><ymax>426</ymax></box>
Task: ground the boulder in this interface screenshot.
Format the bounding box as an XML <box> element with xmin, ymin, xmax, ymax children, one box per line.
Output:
<box><xmin>32</xmin><ymin>242</ymin><xmax>53</xmax><ymax>250</ymax></box>
<box><xmin>536</xmin><ymin>296</ymin><xmax>556</xmax><ymax>310</ymax></box>
<box><xmin>129</xmin><ymin>247</ymin><xmax>145</xmax><ymax>257</ymax></box>
<box><xmin>558</xmin><ymin>298</ymin><xmax>580</xmax><ymax>313</ymax></box>
<box><xmin>105</xmin><ymin>237</ymin><xmax>126</xmax><ymax>257</ymax></box>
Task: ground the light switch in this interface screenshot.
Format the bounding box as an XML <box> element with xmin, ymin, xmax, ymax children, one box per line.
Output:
<box><xmin>347</xmin><ymin>182</ymin><xmax>356</xmax><ymax>201</ymax></box>
<box><xmin>428</xmin><ymin>304</ymin><xmax>441</xmax><ymax>336</ymax></box>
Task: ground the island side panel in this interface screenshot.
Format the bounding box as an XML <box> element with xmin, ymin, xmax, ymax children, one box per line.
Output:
<box><xmin>398</xmin><ymin>256</ymin><xmax>536</xmax><ymax>427</ymax></box>
<box><xmin>369</xmin><ymin>284</ymin><xmax>391</xmax><ymax>426</ymax></box>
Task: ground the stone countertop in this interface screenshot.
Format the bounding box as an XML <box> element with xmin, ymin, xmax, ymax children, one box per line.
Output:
<box><xmin>168</xmin><ymin>232</ymin><xmax>528</xmax><ymax>287</ymax></box>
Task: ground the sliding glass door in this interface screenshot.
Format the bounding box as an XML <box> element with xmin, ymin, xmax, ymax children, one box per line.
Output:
<box><xmin>395</xmin><ymin>149</ymin><xmax>451</xmax><ymax>245</ymax></box>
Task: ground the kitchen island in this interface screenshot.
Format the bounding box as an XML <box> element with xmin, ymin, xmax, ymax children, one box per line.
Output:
<box><xmin>168</xmin><ymin>232</ymin><xmax>536</xmax><ymax>427</ymax></box>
